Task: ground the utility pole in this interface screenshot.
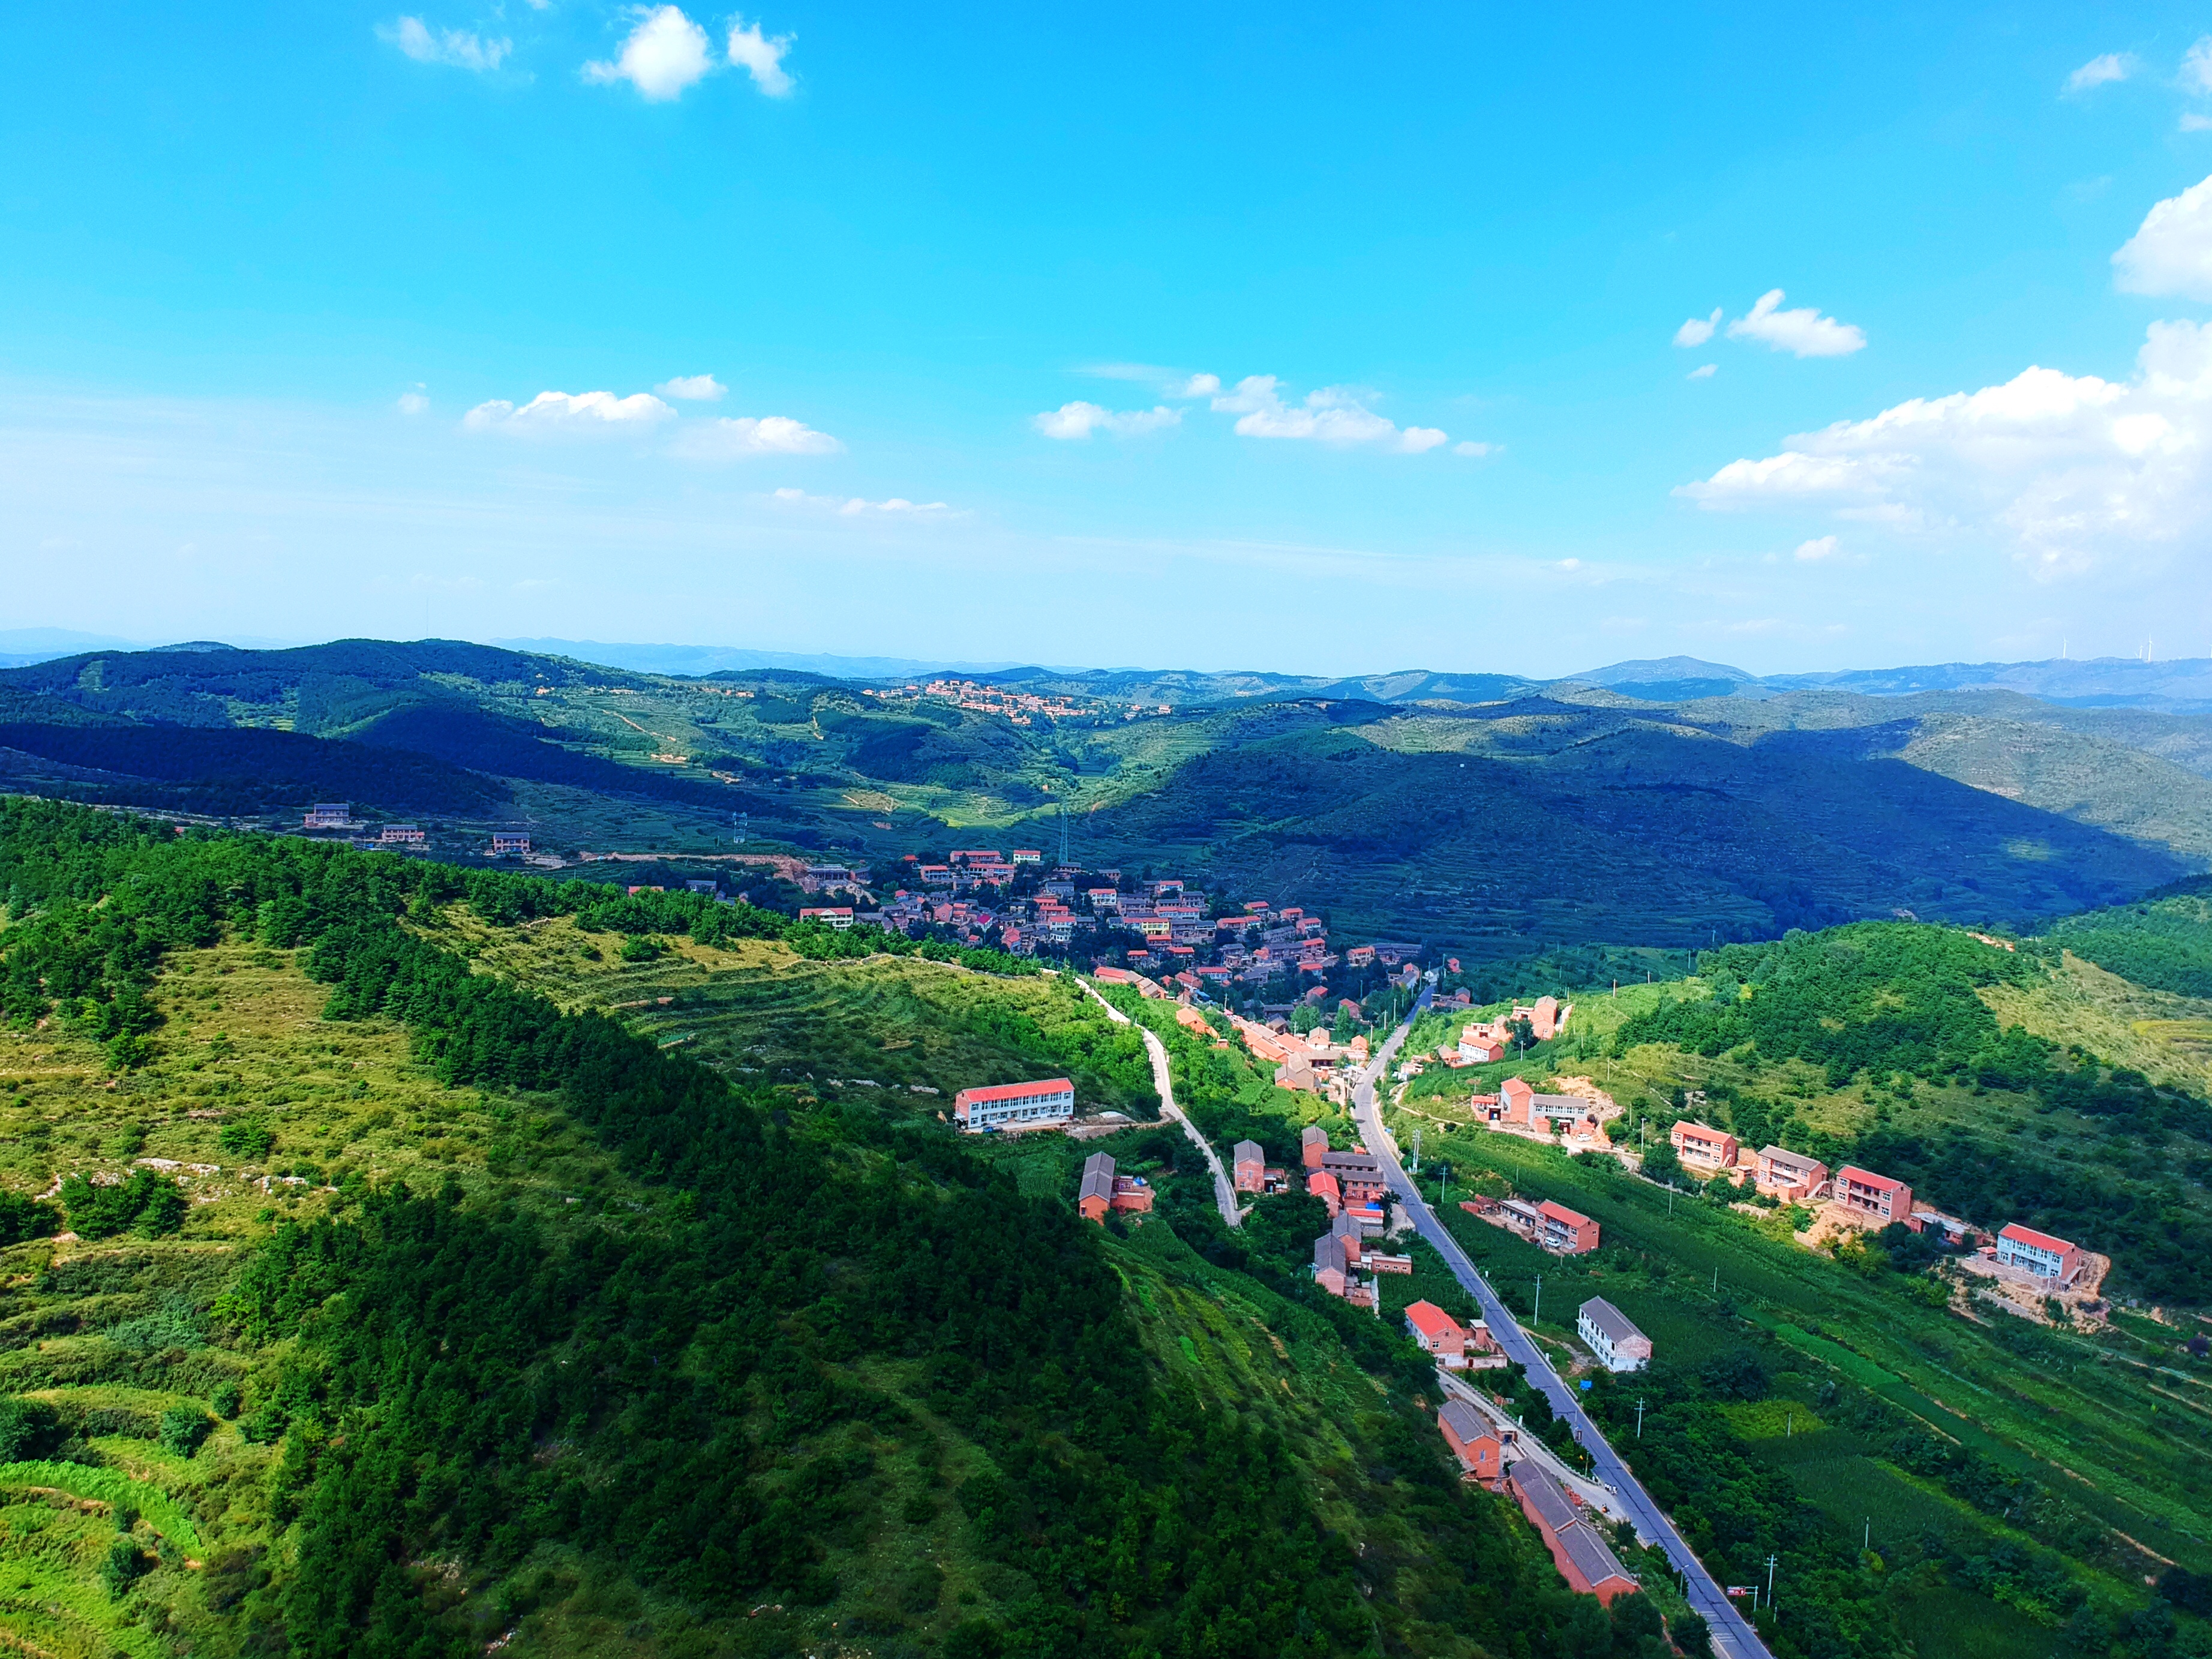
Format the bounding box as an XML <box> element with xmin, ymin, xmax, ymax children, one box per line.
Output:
<box><xmin>1863</xmin><ymin>1517</ymin><xmax>1871</xmax><ymax>1552</ymax></box>
<box><xmin>1533</xmin><ymin>1273</ymin><xmax>1543</xmax><ymax>1326</ymax></box>
<box><xmin>1764</xmin><ymin>1552</ymin><xmax>1779</xmax><ymax>1615</ymax></box>
<box><xmin>1635</xmin><ymin>1397</ymin><xmax>1646</xmax><ymax>1438</ymax></box>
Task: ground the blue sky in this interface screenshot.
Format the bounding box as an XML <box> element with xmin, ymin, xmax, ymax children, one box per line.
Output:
<box><xmin>8</xmin><ymin>4</ymin><xmax>2212</xmax><ymax>675</ymax></box>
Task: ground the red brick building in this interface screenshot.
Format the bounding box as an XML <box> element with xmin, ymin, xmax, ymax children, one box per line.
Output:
<box><xmin>1437</xmin><ymin>1399</ymin><xmax>1502</xmax><ymax>1480</ymax></box>
<box><xmin>1670</xmin><ymin>1120</ymin><xmax>1738</xmax><ymax>1172</ymax></box>
<box><xmin>1836</xmin><ymin>1165</ymin><xmax>1914</xmax><ymax>1228</ymax></box>
<box><xmin>1536</xmin><ymin>1199</ymin><xmax>1600</xmax><ymax>1255</ymax></box>
<box><xmin>1404</xmin><ymin>1300</ymin><xmax>1468</xmax><ymax>1365</ymax></box>
<box><xmin>1509</xmin><ymin>1463</ymin><xmax>1638</xmax><ymax>1604</ymax></box>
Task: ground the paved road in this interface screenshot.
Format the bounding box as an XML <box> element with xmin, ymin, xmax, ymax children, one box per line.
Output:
<box><xmin>1355</xmin><ymin>988</ymin><xmax>1771</xmax><ymax>1659</ymax></box>
<box><xmin>1078</xmin><ymin>979</ymin><xmax>1243</xmax><ymax>1227</ymax></box>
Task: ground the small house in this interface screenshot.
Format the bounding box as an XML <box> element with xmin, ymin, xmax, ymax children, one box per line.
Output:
<box><xmin>1577</xmin><ymin>1297</ymin><xmax>1651</xmax><ymax>1372</ymax></box>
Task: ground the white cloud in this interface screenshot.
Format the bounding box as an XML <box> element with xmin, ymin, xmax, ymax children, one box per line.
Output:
<box><xmin>1209</xmin><ymin>376</ymin><xmax>1448</xmax><ymax>452</ymax></box>
<box><xmin>584</xmin><ymin>5</ymin><xmax>711</xmax><ymax>101</ymax></box>
<box><xmin>2184</xmin><ymin>113</ymin><xmax>2212</xmax><ymax>133</ymax></box>
<box><xmin>1673</xmin><ymin>308</ymin><xmax>1721</xmax><ymax>348</ymax></box>
<box><xmin>1453</xmin><ymin>440</ymin><xmax>1496</xmax><ymax>457</ymax></box>
<box><xmin>655</xmin><ymin>373</ymin><xmax>726</xmax><ymax>401</ymax></box>
<box><xmin>1033</xmin><ymin>401</ymin><xmax>1181</xmax><ymax>440</ymax></box>
<box><xmin>379</xmin><ymin>16</ymin><xmax>511</xmax><ymax>70</ymax></box>
<box><xmin>1793</xmin><ymin>535</ymin><xmax>1840</xmax><ymax>562</ymax></box>
<box><xmin>1676</xmin><ymin>318</ymin><xmax>2212</xmax><ymax>571</ymax></box>
<box><xmin>2185</xmin><ymin>37</ymin><xmax>2212</xmax><ymax>94</ymax></box>
<box><xmin>396</xmin><ymin>386</ymin><xmax>429</xmax><ymax>415</ymax></box>
<box><xmin>461</xmin><ymin>389</ymin><xmax>677</xmax><ymax>433</ymax></box>
<box><xmin>772</xmin><ymin>487</ymin><xmax>953</xmax><ymax>515</ymax></box>
<box><xmin>1725</xmin><ymin>290</ymin><xmax>1866</xmax><ymax>358</ymax></box>
<box><xmin>1688</xmin><ymin>364</ymin><xmax>1717</xmax><ymax>380</ymax></box>
<box><xmin>2115</xmin><ymin>172</ymin><xmax>2212</xmax><ymax>298</ymax></box>
<box><xmin>2064</xmin><ymin>52</ymin><xmax>2133</xmax><ymax>95</ymax></box>
<box><xmin>674</xmin><ymin>415</ymin><xmax>842</xmax><ymax>457</ymax></box>
<box><xmin>727</xmin><ymin>16</ymin><xmax>794</xmax><ymax>96</ymax></box>
<box><xmin>1176</xmin><ymin>373</ymin><xmax>1221</xmax><ymax>398</ymax></box>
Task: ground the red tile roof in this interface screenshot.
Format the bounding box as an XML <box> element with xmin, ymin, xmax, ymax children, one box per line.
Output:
<box><xmin>954</xmin><ymin>1078</ymin><xmax>1073</xmax><ymax>1105</ymax></box>
<box><xmin>1404</xmin><ymin>1300</ymin><xmax>1460</xmax><ymax>1340</ymax></box>
<box><xmin>1999</xmin><ymin>1221</ymin><xmax>2078</xmax><ymax>1255</ymax></box>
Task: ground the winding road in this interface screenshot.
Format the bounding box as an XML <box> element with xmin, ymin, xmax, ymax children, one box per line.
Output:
<box><xmin>1355</xmin><ymin>985</ymin><xmax>1772</xmax><ymax>1659</ymax></box>
<box><xmin>1078</xmin><ymin>978</ymin><xmax>1243</xmax><ymax>1227</ymax></box>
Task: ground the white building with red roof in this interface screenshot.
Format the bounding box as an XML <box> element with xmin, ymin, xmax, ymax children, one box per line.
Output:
<box><xmin>953</xmin><ymin>1078</ymin><xmax>1075</xmax><ymax>1133</ymax></box>
<box><xmin>1995</xmin><ymin>1222</ymin><xmax>2087</xmax><ymax>1286</ymax></box>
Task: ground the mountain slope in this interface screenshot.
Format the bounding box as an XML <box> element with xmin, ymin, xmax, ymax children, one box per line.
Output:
<box><xmin>0</xmin><ymin>802</ymin><xmax>1637</xmax><ymax>1659</ymax></box>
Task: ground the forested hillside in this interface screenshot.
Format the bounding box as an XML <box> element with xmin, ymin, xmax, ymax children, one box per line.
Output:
<box><xmin>7</xmin><ymin>641</ymin><xmax>2212</xmax><ymax>966</ymax></box>
<box><xmin>0</xmin><ymin>802</ymin><xmax>1647</xmax><ymax>1659</ymax></box>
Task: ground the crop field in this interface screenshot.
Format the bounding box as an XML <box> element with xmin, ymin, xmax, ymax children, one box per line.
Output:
<box><xmin>1404</xmin><ymin>1124</ymin><xmax>2212</xmax><ymax>1603</ymax></box>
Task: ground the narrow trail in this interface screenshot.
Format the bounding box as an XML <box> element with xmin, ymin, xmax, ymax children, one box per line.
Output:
<box><xmin>1078</xmin><ymin>978</ymin><xmax>1243</xmax><ymax>1227</ymax></box>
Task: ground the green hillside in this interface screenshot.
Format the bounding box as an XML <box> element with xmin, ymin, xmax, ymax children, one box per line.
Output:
<box><xmin>11</xmin><ymin>643</ymin><xmax>2212</xmax><ymax>969</ymax></box>
<box><xmin>0</xmin><ymin>800</ymin><xmax>1687</xmax><ymax>1659</ymax></box>
<box><xmin>1377</xmin><ymin>919</ymin><xmax>2212</xmax><ymax>1657</ymax></box>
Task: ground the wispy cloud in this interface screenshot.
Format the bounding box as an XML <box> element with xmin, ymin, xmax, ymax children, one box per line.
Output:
<box><xmin>772</xmin><ymin>488</ymin><xmax>955</xmax><ymax>516</ymax></box>
<box><xmin>1209</xmin><ymin>376</ymin><xmax>1446</xmax><ymax>452</ymax></box>
<box><xmin>2064</xmin><ymin>52</ymin><xmax>2134</xmax><ymax>95</ymax></box>
<box><xmin>461</xmin><ymin>389</ymin><xmax>676</xmax><ymax>433</ymax></box>
<box><xmin>727</xmin><ymin>15</ymin><xmax>794</xmax><ymax>96</ymax></box>
<box><xmin>379</xmin><ymin>16</ymin><xmax>511</xmax><ymax>71</ymax></box>
<box><xmin>1673</xmin><ymin>308</ymin><xmax>1721</xmax><ymax>348</ymax></box>
<box><xmin>1033</xmin><ymin>401</ymin><xmax>1181</xmax><ymax>440</ymax></box>
<box><xmin>655</xmin><ymin>373</ymin><xmax>725</xmax><ymax>401</ymax></box>
<box><xmin>1725</xmin><ymin>289</ymin><xmax>1866</xmax><ymax>358</ymax></box>
<box><xmin>1688</xmin><ymin>364</ymin><xmax>1717</xmax><ymax>380</ymax></box>
<box><xmin>673</xmin><ymin>415</ymin><xmax>842</xmax><ymax>457</ymax></box>
<box><xmin>396</xmin><ymin>385</ymin><xmax>429</xmax><ymax>415</ymax></box>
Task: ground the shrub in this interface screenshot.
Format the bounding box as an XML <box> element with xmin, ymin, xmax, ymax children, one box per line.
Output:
<box><xmin>158</xmin><ymin>1405</ymin><xmax>214</xmax><ymax>1458</ymax></box>
<box><xmin>58</xmin><ymin>1171</ymin><xmax>187</xmax><ymax>1240</ymax></box>
<box><xmin>0</xmin><ymin>1397</ymin><xmax>63</xmax><ymax>1463</ymax></box>
<box><xmin>218</xmin><ymin>1120</ymin><xmax>275</xmax><ymax>1160</ymax></box>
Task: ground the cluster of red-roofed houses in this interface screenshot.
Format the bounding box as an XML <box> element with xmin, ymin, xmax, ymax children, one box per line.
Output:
<box><xmin>1666</xmin><ymin>1120</ymin><xmax>2094</xmax><ymax>1286</ymax></box>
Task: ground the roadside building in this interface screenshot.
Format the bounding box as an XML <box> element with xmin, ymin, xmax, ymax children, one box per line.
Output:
<box><xmin>1437</xmin><ymin>1399</ymin><xmax>1502</xmax><ymax>1480</ymax></box>
<box><xmin>378</xmin><ymin>823</ymin><xmax>426</xmax><ymax>845</ymax></box>
<box><xmin>1755</xmin><ymin>1145</ymin><xmax>1829</xmax><ymax>1202</ymax></box>
<box><xmin>1404</xmin><ymin>1300</ymin><xmax>1468</xmax><ymax>1366</ymax></box>
<box><xmin>490</xmin><ymin>831</ymin><xmax>530</xmax><ymax>856</ymax></box>
<box><xmin>1836</xmin><ymin>1166</ymin><xmax>1915</xmax><ymax>1227</ymax></box>
<box><xmin>1301</xmin><ymin>1125</ymin><xmax>1331</xmax><ymax>1169</ymax></box>
<box><xmin>1577</xmin><ymin>1297</ymin><xmax>1652</xmax><ymax>1372</ymax></box>
<box><xmin>1317</xmin><ymin>1148</ymin><xmax>1390</xmax><ymax>1207</ymax></box>
<box><xmin>1232</xmin><ymin>1140</ymin><xmax>1266</xmax><ymax>1193</ymax></box>
<box><xmin>303</xmin><ymin>802</ymin><xmax>352</xmax><ymax>829</ymax></box>
<box><xmin>953</xmin><ymin>1078</ymin><xmax>1076</xmax><ymax>1133</ymax></box>
<box><xmin>1509</xmin><ymin>1463</ymin><xmax>1638</xmax><ymax>1604</ymax></box>
<box><xmin>1536</xmin><ymin>1199</ymin><xmax>1600</xmax><ymax>1255</ymax></box>
<box><xmin>797</xmin><ymin>907</ymin><xmax>854</xmax><ymax>929</ymax></box>
<box><xmin>1670</xmin><ymin>1121</ymin><xmax>1737</xmax><ymax>1172</ymax></box>
<box><xmin>1995</xmin><ymin>1222</ymin><xmax>2088</xmax><ymax>1285</ymax></box>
